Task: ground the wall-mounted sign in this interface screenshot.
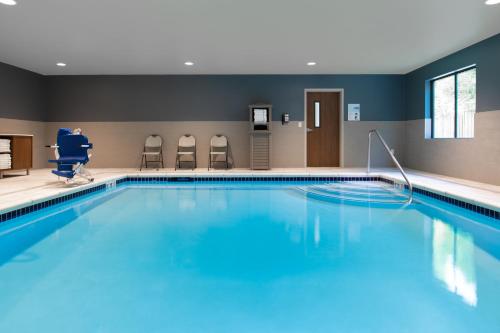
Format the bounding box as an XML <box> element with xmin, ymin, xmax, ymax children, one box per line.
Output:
<box><xmin>348</xmin><ymin>104</ymin><xmax>360</xmax><ymax>121</ymax></box>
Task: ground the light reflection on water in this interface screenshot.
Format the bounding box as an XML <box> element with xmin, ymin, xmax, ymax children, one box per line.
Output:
<box><xmin>433</xmin><ymin>218</ymin><xmax>477</xmax><ymax>306</ymax></box>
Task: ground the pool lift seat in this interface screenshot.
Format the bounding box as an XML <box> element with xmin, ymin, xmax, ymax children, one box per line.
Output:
<box><xmin>47</xmin><ymin>128</ymin><xmax>94</xmax><ymax>182</ymax></box>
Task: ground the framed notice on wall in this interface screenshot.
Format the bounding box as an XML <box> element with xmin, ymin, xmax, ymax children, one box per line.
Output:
<box><xmin>348</xmin><ymin>104</ymin><xmax>360</xmax><ymax>121</ymax></box>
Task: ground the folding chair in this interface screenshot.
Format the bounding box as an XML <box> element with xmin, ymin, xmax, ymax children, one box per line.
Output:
<box><xmin>208</xmin><ymin>135</ymin><xmax>228</xmax><ymax>170</ymax></box>
<box><xmin>140</xmin><ymin>135</ymin><xmax>164</xmax><ymax>171</ymax></box>
<box><xmin>175</xmin><ymin>135</ymin><xmax>196</xmax><ymax>170</ymax></box>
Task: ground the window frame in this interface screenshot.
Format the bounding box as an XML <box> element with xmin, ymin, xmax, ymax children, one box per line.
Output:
<box><xmin>430</xmin><ymin>65</ymin><xmax>476</xmax><ymax>139</ymax></box>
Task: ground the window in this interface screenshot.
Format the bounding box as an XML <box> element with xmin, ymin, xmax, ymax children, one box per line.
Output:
<box><xmin>431</xmin><ymin>67</ymin><xmax>476</xmax><ymax>138</ymax></box>
<box><xmin>314</xmin><ymin>101</ymin><xmax>320</xmax><ymax>127</ymax></box>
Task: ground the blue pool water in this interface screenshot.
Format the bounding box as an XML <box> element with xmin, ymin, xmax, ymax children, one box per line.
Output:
<box><xmin>0</xmin><ymin>182</ymin><xmax>499</xmax><ymax>333</ymax></box>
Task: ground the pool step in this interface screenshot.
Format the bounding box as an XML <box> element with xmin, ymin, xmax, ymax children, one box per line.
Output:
<box><xmin>297</xmin><ymin>181</ymin><xmax>410</xmax><ymax>205</ymax></box>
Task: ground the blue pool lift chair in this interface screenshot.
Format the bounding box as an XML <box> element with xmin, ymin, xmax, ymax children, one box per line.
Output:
<box><xmin>47</xmin><ymin>128</ymin><xmax>94</xmax><ymax>182</ymax></box>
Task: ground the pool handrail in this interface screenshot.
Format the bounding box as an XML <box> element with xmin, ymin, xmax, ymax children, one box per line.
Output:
<box><xmin>367</xmin><ymin>129</ymin><xmax>413</xmax><ymax>204</ymax></box>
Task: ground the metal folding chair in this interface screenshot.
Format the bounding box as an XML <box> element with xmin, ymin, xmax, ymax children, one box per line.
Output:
<box><xmin>140</xmin><ymin>135</ymin><xmax>164</xmax><ymax>171</ymax></box>
<box><xmin>208</xmin><ymin>135</ymin><xmax>228</xmax><ymax>170</ymax></box>
<box><xmin>175</xmin><ymin>134</ymin><xmax>197</xmax><ymax>170</ymax></box>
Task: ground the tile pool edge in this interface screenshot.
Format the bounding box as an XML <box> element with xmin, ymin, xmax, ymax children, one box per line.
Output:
<box><xmin>1</xmin><ymin>174</ymin><xmax>499</xmax><ymax>223</ymax></box>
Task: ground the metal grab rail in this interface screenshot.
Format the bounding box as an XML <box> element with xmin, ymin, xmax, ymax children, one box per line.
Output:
<box><xmin>367</xmin><ymin>129</ymin><xmax>413</xmax><ymax>204</ymax></box>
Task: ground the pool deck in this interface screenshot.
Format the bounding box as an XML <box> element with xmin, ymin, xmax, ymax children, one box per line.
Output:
<box><xmin>0</xmin><ymin>168</ymin><xmax>499</xmax><ymax>215</ymax></box>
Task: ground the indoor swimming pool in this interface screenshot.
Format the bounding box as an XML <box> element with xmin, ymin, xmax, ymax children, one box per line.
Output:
<box><xmin>0</xmin><ymin>181</ymin><xmax>499</xmax><ymax>333</ymax></box>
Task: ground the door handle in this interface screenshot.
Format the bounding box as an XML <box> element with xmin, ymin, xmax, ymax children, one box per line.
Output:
<box><xmin>307</xmin><ymin>128</ymin><xmax>313</xmax><ymax>133</ymax></box>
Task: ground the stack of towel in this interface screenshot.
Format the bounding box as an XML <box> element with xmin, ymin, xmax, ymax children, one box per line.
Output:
<box><xmin>0</xmin><ymin>139</ymin><xmax>10</xmax><ymax>153</ymax></box>
<box><xmin>0</xmin><ymin>139</ymin><xmax>11</xmax><ymax>169</ymax></box>
<box><xmin>0</xmin><ymin>154</ymin><xmax>11</xmax><ymax>170</ymax></box>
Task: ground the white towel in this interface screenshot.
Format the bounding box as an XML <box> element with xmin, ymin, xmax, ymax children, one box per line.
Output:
<box><xmin>0</xmin><ymin>140</ymin><xmax>10</xmax><ymax>151</ymax></box>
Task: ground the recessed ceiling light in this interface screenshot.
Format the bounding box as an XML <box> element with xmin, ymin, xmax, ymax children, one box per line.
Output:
<box><xmin>56</xmin><ymin>62</ymin><xmax>67</xmax><ymax>67</ymax></box>
<box><xmin>485</xmin><ymin>0</ymin><xmax>500</xmax><ymax>4</ymax></box>
<box><xmin>184</xmin><ymin>61</ymin><xmax>194</xmax><ymax>66</ymax></box>
<box><xmin>307</xmin><ymin>62</ymin><xmax>317</xmax><ymax>66</ymax></box>
<box><xmin>0</xmin><ymin>0</ymin><xmax>17</xmax><ymax>6</ymax></box>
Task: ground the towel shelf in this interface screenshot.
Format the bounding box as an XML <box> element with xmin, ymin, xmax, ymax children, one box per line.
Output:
<box><xmin>0</xmin><ymin>134</ymin><xmax>33</xmax><ymax>179</ymax></box>
<box><xmin>249</xmin><ymin>104</ymin><xmax>272</xmax><ymax>170</ymax></box>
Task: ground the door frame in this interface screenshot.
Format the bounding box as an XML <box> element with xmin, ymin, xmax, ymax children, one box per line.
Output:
<box><xmin>303</xmin><ymin>88</ymin><xmax>344</xmax><ymax>167</ymax></box>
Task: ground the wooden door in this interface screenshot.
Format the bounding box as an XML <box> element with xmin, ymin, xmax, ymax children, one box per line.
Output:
<box><xmin>306</xmin><ymin>92</ymin><xmax>340</xmax><ymax>167</ymax></box>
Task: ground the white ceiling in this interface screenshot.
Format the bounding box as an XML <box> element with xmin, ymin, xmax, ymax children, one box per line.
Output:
<box><xmin>0</xmin><ymin>0</ymin><xmax>499</xmax><ymax>75</ymax></box>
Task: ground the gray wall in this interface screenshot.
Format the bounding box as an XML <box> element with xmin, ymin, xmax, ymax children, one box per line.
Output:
<box><xmin>405</xmin><ymin>33</ymin><xmax>500</xmax><ymax>120</ymax></box>
<box><xmin>404</xmin><ymin>33</ymin><xmax>500</xmax><ymax>185</ymax></box>
<box><xmin>0</xmin><ymin>62</ymin><xmax>46</xmax><ymax>121</ymax></box>
<box><xmin>1</xmin><ymin>66</ymin><xmax>407</xmax><ymax>170</ymax></box>
<box><xmin>42</xmin><ymin>74</ymin><xmax>406</xmax><ymax>168</ymax></box>
<box><xmin>0</xmin><ymin>62</ymin><xmax>47</xmax><ymax>168</ymax></box>
<box><xmin>45</xmin><ymin>75</ymin><xmax>406</xmax><ymax>122</ymax></box>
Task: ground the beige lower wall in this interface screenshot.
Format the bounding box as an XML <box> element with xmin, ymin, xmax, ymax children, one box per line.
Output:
<box><xmin>46</xmin><ymin>121</ymin><xmax>249</xmax><ymax>169</ymax></box>
<box><xmin>0</xmin><ymin>117</ymin><xmax>47</xmax><ymax>169</ymax></box>
<box><xmin>343</xmin><ymin>121</ymin><xmax>407</xmax><ymax>167</ymax></box>
<box><xmin>45</xmin><ymin>120</ymin><xmax>404</xmax><ymax>169</ymax></box>
<box><xmin>405</xmin><ymin>110</ymin><xmax>500</xmax><ymax>185</ymax></box>
<box><xmin>46</xmin><ymin>121</ymin><xmax>307</xmax><ymax>169</ymax></box>
<box><xmin>5</xmin><ymin>115</ymin><xmax>498</xmax><ymax>185</ymax></box>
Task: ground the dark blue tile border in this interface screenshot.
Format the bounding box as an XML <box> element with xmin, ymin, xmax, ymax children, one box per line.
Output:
<box><xmin>126</xmin><ymin>176</ymin><xmax>382</xmax><ymax>183</ymax></box>
<box><xmin>0</xmin><ymin>176</ymin><xmax>498</xmax><ymax>224</ymax></box>
<box><xmin>404</xmin><ymin>184</ymin><xmax>500</xmax><ymax>220</ymax></box>
<box><xmin>0</xmin><ymin>184</ymin><xmax>106</xmax><ymax>224</ymax></box>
